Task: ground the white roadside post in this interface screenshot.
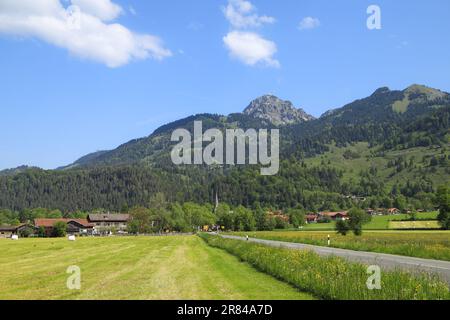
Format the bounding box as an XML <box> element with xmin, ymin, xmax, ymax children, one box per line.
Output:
<box><xmin>327</xmin><ymin>234</ymin><xmax>331</xmax><ymax>246</ymax></box>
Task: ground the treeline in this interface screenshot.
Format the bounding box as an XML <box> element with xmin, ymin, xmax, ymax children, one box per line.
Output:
<box><xmin>115</xmin><ymin>194</ymin><xmax>305</xmax><ymax>233</ymax></box>
<box><xmin>0</xmin><ymin>161</ymin><xmax>349</xmax><ymax>212</ymax></box>
<box><xmin>0</xmin><ymin>158</ymin><xmax>443</xmax><ymax>215</ymax></box>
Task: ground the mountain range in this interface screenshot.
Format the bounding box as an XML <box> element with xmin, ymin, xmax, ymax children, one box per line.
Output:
<box><xmin>0</xmin><ymin>84</ymin><xmax>449</xmax><ymax>212</ymax></box>
<box><xmin>59</xmin><ymin>84</ymin><xmax>449</xmax><ymax>169</ymax></box>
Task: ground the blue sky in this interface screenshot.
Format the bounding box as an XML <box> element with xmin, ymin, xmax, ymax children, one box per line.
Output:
<box><xmin>1</xmin><ymin>0</ymin><xmax>449</xmax><ymax>170</ymax></box>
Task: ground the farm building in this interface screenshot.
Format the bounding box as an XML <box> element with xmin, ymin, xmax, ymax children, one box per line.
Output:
<box><xmin>87</xmin><ymin>213</ymin><xmax>130</xmax><ymax>235</ymax></box>
<box><xmin>387</xmin><ymin>208</ymin><xmax>400</xmax><ymax>215</ymax></box>
<box><xmin>318</xmin><ymin>211</ymin><xmax>349</xmax><ymax>221</ymax></box>
<box><xmin>306</xmin><ymin>214</ymin><xmax>319</xmax><ymax>224</ymax></box>
<box><xmin>34</xmin><ymin>219</ymin><xmax>94</xmax><ymax>237</ymax></box>
<box><xmin>267</xmin><ymin>211</ymin><xmax>290</xmax><ymax>223</ymax></box>
<box><xmin>0</xmin><ymin>224</ymin><xmax>35</xmax><ymax>238</ymax></box>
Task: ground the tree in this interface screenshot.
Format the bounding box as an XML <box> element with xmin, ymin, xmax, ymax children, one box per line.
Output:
<box><xmin>436</xmin><ymin>185</ymin><xmax>450</xmax><ymax>230</ymax></box>
<box><xmin>347</xmin><ymin>207</ymin><xmax>372</xmax><ymax>236</ymax></box>
<box><xmin>170</xmin><ymin>203</ymin><xmax>190</xmax><ymax>232</ymax></box>
<box><xmin>274</xmin><ymin>217</ymin><xmax>288</xmax><ymax>229</ymax></box>
<box><xmin>394</xmin><ymin>196</ymin><xmax>407</xmax><ymax>213</ymax></box>
<box><xmin>127</xmin><ymin>220</ymin><xmax>140</xmax><ymax>235</ymax></box>
<box><xmin>128</xmin><ymin>207</ymin><xmax>152</xmax><ymax>234</ymax></box>
<box><xmin>336</xmin><ymin>220</ymin><xmax>350</xmax><ymax>236</ymax></box>
<box><xmin>233</xmin><ymin>206</ymin><xmax>256</xmax><ymax>231</ymax></box>
<box><xmin>37</xmin><ymin>226</ymin><xmax>47</xmax><ymax>238</ymax></box>
<box><xmin>216</xmin><ymin>203</ymin><xmax>234</xmax><ymax>231</ymax></box>
<box><xmin>183</xmin><ymin>203</ymin><xmax>216</xmax><ymax>229</ymax></box>
<box><xmin>52</xmin><ymin>221</ymin><xmax>67</xmax><ymax>238</ymax></box>
<box><xmin>287</xmin><ymin>209</ymin><xmax>306</xmax><ymax>228</ymax></box>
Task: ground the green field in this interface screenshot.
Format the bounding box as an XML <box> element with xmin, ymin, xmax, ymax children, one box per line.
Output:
<box><xmin>231</xmin><ymin>230</ymin><xmax>450</xmax><ymax>261</ymax></box>
<box><xmin>0</xmin><ymin>236</ymin><xmax>313</xmax><ymax>300</ymax></box>
<box><xmin>303</xmin><ymin>212</ymin><xmax>439</xmax><ymax>231</ymax></box>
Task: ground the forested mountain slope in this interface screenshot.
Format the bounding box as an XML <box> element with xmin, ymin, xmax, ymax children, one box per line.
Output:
<box><xmin>0</xmin><ymin>85</ymin><xmax>448</xmax><ymax>212</ymax></box>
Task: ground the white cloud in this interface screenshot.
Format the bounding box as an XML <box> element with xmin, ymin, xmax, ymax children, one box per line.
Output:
<box><xmin>298</xmin><ymin>17</ymin><xmax>320</xmax><ymax>30</ymax></box>
<box><xmin>71</xmin><ymin>0</ymin><xmax>122</xmax><ymax>21</ymax></box>
<box><xmin>223</xmin><ymin>31</ymin><xmax>279</xmax><ymax>68</ymax></box>
<box><xmin>223</xmin><ymin>0</ymin><xmax>275</xmax><ymax>29</ymax></box>
<box><xmin>0</xmin><ymin>0</ymin><xmax>172</xmax><ymax>68</ymax></box>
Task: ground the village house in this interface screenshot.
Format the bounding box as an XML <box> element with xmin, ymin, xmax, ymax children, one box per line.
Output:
<box><xmin>0</xmin><ymin>223</ymin><xmax>35</xmax><ymax>238</ymax></box>
<box><xmin>306</xmin><ymin>214</ymin><xmax>319</xmax><ymax>224</ymax></box>
<box><xmin>34</xmin><ymin>219</ymin><xmax>94</xmax><ymax>237</ymax></box>
<box><xmin>267</xmin><ymin>210</ymin><xmax>290</xmax><ymax>223</ymax></box>
<box><xmin>0</xmin><ymin>224</ymin><xmax>35</xmax><ymax>238</ymax></box>
<box><xmin>318</xmin><ymin>211</ymin><xmax>349</xmax><ymax>221</ymax></box>
<box><xmin>366</xmin><ymin>208</ymin><xmax>384</xmax><ymax>216</ymax></box>
<box><xmin>386</xmin><ymin>208</ymin><xmax>400</xmax><ymax>215</ymax></box>
<box><xmin>87</xmin><ymin>213</ymin><xmax>130</xmax><ymax>235</ymax></box>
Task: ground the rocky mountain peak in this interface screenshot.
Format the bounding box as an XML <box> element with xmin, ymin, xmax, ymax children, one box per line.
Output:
<box><xmin>243</xmin><ymin>95</ymin><xmax>315</xmax><ymax>126</ymax></box>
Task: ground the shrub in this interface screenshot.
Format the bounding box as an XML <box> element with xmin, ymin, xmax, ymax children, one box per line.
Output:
<box><xmin>37</xmin><ymin>226</ymin><xmax>46</xmax><ymax>238</ymax></box>
<box><xmin>347</xmin><ymin>207</ymin><xmax>372</xmax><ymax>235</ymax></box>
<box><xmin>436</xmin><ymin>185</ymin><xmax>450</xmax><ymax>230</ymax></box>
<box><xmin>52</xmin><ymin>222</ymin><xmax>67</xmax><ymax>238</ymax></box>
<box><xmin>335</xmin><ymin>220</ymin><xmax>350</xmax><ymax>236</ymax></box>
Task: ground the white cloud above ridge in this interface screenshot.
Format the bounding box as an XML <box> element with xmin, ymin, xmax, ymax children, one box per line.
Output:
<box><xmin>223</xmin><ymin>31</ymin><xmax>279</xmax><ymax>68</ymax></box>
<box><xmin>222</xmin><ymin>0</ymin><xmax>279</xmax><ymax>68</ymax></box>
<box><xmin>298</xmin><ymin>17</ymin><xmax>321</xmax><ymax>30</ymax></box>
<box><xmin>223</xmin><ymin>0</ymin><xmax>275</xmax><ymax>29</ymax></box>
<box><xmin>0</xmin><ymin>0</ymin><xmax>172</xmax><ymax>68</ymax></box>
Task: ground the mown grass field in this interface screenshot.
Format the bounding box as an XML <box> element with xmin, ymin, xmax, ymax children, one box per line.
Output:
<box><xmin>231</xmin><ymin>230</ymin><xmax>450</xmax><ymax>261</ymax></box>
<box><xmin>389</xmin><ymin>221</ymin><xmax>441</xmax><ymax>230</ymax></box>
<box><xmin>0</xmin><ymin>236</ymin><xmax>314</xmax><ymax>300</ymax></box>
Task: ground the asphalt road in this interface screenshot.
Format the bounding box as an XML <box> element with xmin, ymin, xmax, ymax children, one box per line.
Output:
<box><xmin>217</xmin><ymin>234</ymin><xmax>450</xmax><ymax>285</ymax></box>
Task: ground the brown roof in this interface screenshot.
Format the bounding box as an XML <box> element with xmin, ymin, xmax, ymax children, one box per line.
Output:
<box><xmin>34</xmin><ymin>219</ymin><xmax>94</xmax><ymax>228</ymax></box>
<box><xmin>320</xmin><ymin>211</ymin><xmax>348</xmax><ymax>217</ymax></box>
<box><xmin>0</xmin><ymin>224</ymin><xmax>30</xmax><ymax>232</ymax></box>
<box><xmin>267</xmin><ymin>211</ymin><xmax>290</xmax><ymax>222</ymax></box>
<box><xmin>0</xmin><ymin>225</ymin><xmax>19</xmax><ymax>232</ymax></box>
<box><xmin>87</xmin><ymin>214</ymin><xmax>130</xmax><ymax>223</ymax></box>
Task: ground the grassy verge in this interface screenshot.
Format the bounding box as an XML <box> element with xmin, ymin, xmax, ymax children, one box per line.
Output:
<box><xmin>199</xmin><ymin>233</ymin><xmax>449</xmax><ymax>300</ymax></box>
<box><xmin>230</xmin><ymin>230</ymin><xmax>450</xmax><ymax>261</ymax></box>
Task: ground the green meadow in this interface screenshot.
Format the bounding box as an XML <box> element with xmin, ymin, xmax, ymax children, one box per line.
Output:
<box><xmin>302</xmin><ymin>212</ymin><xmax>439</xmax><ymax>231</ymax></box>
<box><xmin>0</xmin><ymin>236</ymin><xmax>313</xmax><ymax>300</ymax></box>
